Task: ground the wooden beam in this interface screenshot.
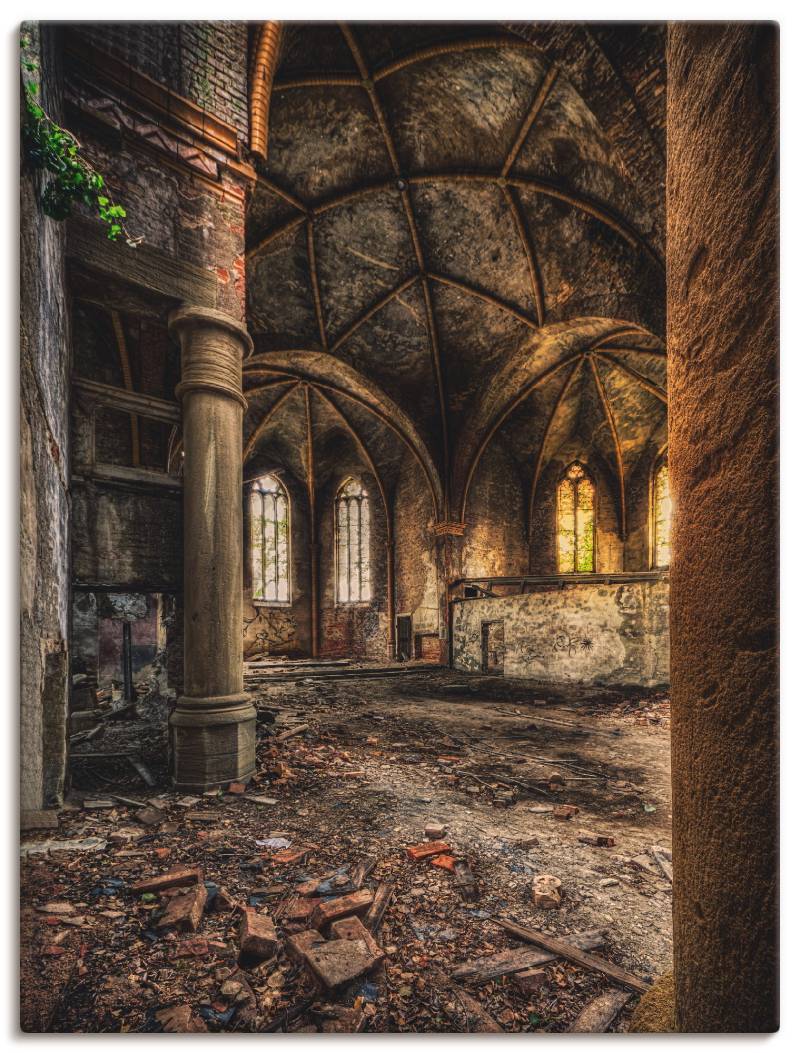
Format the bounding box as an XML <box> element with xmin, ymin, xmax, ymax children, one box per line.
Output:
<box><xmin>71</xmin><ymin>377</ymin><xmax>180</xmax><ymax>423</ymax></box>
<box><xmin>493</xmin><ymin>918</ymin><xmax>651</xmax><ymax>994</ymax></box>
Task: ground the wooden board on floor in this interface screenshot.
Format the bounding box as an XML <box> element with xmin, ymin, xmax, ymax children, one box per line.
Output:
<box><xmin>569</xmin><ymin>990</ymin><xmax>632</xmax><ymax>1032</ymax></box>
<box><xmin>493</xmin><ymin>918</ymin><xmax>651</xmax><ymax>994</ymax></box>
<box><xmin>452</xmin><ymin>929</ymin><xmax>605</xmax><ymax>983</ymax></box>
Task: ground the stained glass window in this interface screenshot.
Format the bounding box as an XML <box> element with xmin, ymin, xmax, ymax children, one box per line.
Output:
<box><xmin>556</xmin><ymin>462</ymin><xmax>595</xmax><ymax>573</ymax></box>
<box><xmin>653</xmin><ymin>460</ymin><xmax>672</xmax><ymax>568</ymax></box>
<box><xmin>250</xmin><ymin>473</ymin><xmax>290</xmax><ymax>603</ymax></box>
<box><xmin>336</xmin><ymin>478</ymin><xmax>371</xmax><ymax>603</ymax></box>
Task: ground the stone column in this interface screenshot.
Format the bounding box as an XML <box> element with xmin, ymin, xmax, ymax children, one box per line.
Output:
<box><xmin>667</xmin><ymin>25</ymin><xmax>778</xmax><ymax>1032</ymax></box>
<box><xmin>169</xmin><ymin>306</ymin><xmax>256</xmax><ymax>790</ymax></box>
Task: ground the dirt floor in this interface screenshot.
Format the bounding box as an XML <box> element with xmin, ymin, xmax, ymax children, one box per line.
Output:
<box><xmin>20</xmin><ymin>665</ymin><xmax>672</xmax><ymax>1033</ymax></box>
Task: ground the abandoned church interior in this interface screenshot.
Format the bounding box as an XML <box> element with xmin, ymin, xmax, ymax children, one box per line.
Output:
<box><xmin>19</xmin><ymin>20</ymin><xmax>777</xmax><ymax>1034</ymax></box>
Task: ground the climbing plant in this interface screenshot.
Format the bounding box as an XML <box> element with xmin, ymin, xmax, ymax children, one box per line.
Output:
<box><xmin>20</xmin><ymin>35</ymin><xmax>142</xmax><ymax>246</ymax></box>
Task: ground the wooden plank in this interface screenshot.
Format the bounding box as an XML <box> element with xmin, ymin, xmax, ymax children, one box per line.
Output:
<box><xmin>364</xmin><ymin>881</ymin><xmax>394</xmax><ymax>934</ymax></box>
<box><xmin>67</xmin><ymin>217</ymin><xmax>216</xmax><ymax>307</ymax></box>
<box><xmin>72</xmin><ymin>377</ymin><xmax>181</xmax><ymax>423</ymax></box>
<box><xmin>452</xmin><ymin>929</ymin><xmax>605</xmax><ymax>983</ymax></box>
<box><xmin>569</xmin><ymin>990</ymin><xmax>632</xmax><ymax>1032</ymax></box>
<box><xmin>493</xmin><ymin>918</ymin><xmax>651</xmax><ymax>994</ymax></box>
<box><xmin>351</xmin><ymin>857</ymin><xmax>378</xmax><ymax>890</ymax></box>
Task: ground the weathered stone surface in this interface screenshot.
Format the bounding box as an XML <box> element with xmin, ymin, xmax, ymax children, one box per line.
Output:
<box><xmin>667</xmin><ymin>23</ymin><xmax>778</xmax><ymax>1034</ymax></box>
<box><xmin>286</xmin><ymin>928</ymin><xmax>325</xmax><ymax>964</ymax></box>
<box><xmin>329</xmin><ymin>916</ymin><xmax>385</xmax><ymax>965</ymax></box>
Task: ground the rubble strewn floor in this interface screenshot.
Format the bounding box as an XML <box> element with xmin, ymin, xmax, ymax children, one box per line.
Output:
<box><xmin>20</xmin><ymin>667</ymin><xmax>672</xmax><ymax>1033</ymax></box>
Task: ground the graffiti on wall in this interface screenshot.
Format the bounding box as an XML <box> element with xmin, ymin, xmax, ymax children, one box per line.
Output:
<box><xmin>243</xmin><ymin>606</ymin><xmax>298</xmax><ymax>658</ymax></box>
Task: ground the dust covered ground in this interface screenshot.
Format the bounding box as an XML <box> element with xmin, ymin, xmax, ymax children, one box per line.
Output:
<box><xmin>20</xmin><ymin>666</ymin><xmax>672</xmax><ymax>1033</ymax></box>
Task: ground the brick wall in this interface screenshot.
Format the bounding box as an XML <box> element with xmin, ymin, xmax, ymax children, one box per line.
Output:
<box><xmin>72</xmin><ymin>21</ymin><xmax>248</xmax><ymax>135</ymax></box>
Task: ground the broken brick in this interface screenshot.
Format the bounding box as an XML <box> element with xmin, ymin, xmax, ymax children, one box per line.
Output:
<box><xmin>285</xmin><ymin>928</ymin><xmax>325</xmax><ymax>964</ymax></box>
<box><xmin>329</xmin><ymin>915</ymin><xmax>385</xmax><ymax>965</ymax></box>
<box><xmin>431</xmin><ymin>854</ymin><xmax>457</xmax><ymax>871</ymax></box>
<box><xmin>552</xmin><ymin>805</ymin><xmax>580</xmax><ymax>820</ymax></box>
<box><xmin>273</xmin><ymin>847</ymin><xmax>312</xmax><ymax>864</ymax></box>
<box><xmin>131</xmin><ymin>866</ymin><xmax>203</xmax><ymax>894</ymax></box>
<box><xmin>406</xmin><ymin>840</ymin><xmax>451</xmax><ymax>862</ymax></box>
<box><xmin>513</xmin><ymin>967</ymin><xmax>547</xmax><ymax>992</ymax></box>
<box><xmin>532</xmin><ymin>874</ymin><xmax>562</xmax><ymax>909</ymax></box>
<box><xmin>424</xmin><ymin>822</ymin><xmax>446</xmax><ymax>839</ymax></box>
<box><xmin>309</xmin><ymin>889</ymin><xmax>373</xmax><ymax>931</ymax></box>
<box><xmin>302</xmin><ymin>938</ymin><xmax>379</xmax><ymax>990</ymax></box>
<box><xmin>227</xmin><ymin>782</ymin><xmax>247</xmax><ymax>794</ymax></box>
<box><xmin>155</xmin><ymin>883</ymin><xmax>207</xmax><ymax>932</ymax></box>
<box><xmin>238</xmin><ymin>910</ymin><xmax>278</xmax><ymax>967</ymax></box>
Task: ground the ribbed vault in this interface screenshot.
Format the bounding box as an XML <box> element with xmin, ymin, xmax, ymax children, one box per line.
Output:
<box><xmin>245</xmin><ymin>22</ymin><xmax>666</xmax><ymax>527</ymax></box>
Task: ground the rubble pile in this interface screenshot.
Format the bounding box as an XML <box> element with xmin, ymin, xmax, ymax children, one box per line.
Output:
<box><xmin>20</xmin><ymin>672</ymin><xmax>672</xmax><ymax>1033</ymax></box>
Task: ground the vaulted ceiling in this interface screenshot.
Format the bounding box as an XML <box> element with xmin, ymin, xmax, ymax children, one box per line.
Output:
<box><xmin>244</xmin><ymin>22</ymin><xmax>666</xmax><ymax>525</ymax></box>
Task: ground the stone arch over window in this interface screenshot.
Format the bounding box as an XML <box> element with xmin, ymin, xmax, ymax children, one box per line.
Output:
<box><xmin>556</xmin><ymin>462</ymin><xmax>596</xmax><ymax>573</ymax></box>
<box><xmin>250</xmin><ymin>472</ymin><xmax>290</xmax><ymax>603</ymax></box>
<box><xmin>336</xmin><ymin>478</ymin><xmax>371</xmax><ymax>604</ymax></box>
<box><xmin>652</xmin><ymin>456</ymin><xmax>672</xmax><ymax>568</ymax></box>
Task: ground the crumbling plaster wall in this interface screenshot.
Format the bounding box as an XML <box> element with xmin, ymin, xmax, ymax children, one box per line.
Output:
<box><xmin>20</xmin><ymin>24</ymin><xmax>71</xmax><ymax>809</ymax></box>
<box><xmin>453</xmin><ymin>578</ymin><xmax>669</xmax><ymax>686</ymax></box>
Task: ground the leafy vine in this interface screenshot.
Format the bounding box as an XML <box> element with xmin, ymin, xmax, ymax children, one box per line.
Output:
<box><xmin>20</xmin><ymin>35</ymin><xmax>142</xmax><ymax>246</ymax></box>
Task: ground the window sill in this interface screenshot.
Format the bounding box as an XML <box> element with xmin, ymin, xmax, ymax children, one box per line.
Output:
<box><xmin>252</xmin><ymin>600</ymin><xmax>293</xmax><ymax>609</ymax></box>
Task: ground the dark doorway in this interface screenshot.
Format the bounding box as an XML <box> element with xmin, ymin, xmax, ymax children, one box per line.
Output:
<box><xmin>481</xmin><ymin>620</ymin><xmax>505</xmax><ymax>674</ymax></box>
<box><xmin>396</xmin><ymin>615</ymin><xmax>412</xmax><ymax>661</ymax></box>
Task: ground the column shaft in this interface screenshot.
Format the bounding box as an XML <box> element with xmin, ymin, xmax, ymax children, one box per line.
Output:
<box><xmin>169</xmin><ymin>306</ymin><xmax>256</xmax><ymax>790</ymax></box>
<box><xmin>667</xmin><ymin>24</ymin><xmax>778</xmax><ymax>1032</ymax></box>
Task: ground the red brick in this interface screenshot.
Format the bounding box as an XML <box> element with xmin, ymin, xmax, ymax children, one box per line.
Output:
<box><xmin>238</xmin><ymin>910</ymin><xmax>278</xmax><ymax>966</ymax></box>
<box><xmin>131</xmin><ymin>866</ymin><xmax>203</xmax><ymax>894</ymax></box>
<box><xmin>406</xmin><ymin>840</ymin><xmax>451</xmax><ymax>861</ymax></box>
<box><xmin>309</xmin><ymin>889</ymin><xmax>373</xmax><ymax>931</ymax></box>
<box><xmin>156</xmin><ymin>883</ymin><xmax>207</xmax><ymax>932</ymax></box>
<box><xmin>552</xmin><ymin>805</ymin><xmax>580</xmax><ymax>820</ymax></box>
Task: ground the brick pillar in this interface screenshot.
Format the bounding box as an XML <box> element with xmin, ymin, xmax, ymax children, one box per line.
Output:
<box><xmin>667</xmin><ymin>24</ymin><xmax>778</xmax><ymax>1032</ymax></box>
<box><xmin>169</xmin><ymin>305</ymin><xmax>256</xmax><ymax>790</ymax></box>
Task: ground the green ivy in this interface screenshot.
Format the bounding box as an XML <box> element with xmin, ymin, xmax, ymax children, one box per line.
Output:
<box><xmin>20</xmin><ymin>35</ymin><xmax>142</xmax><ymax>246</ymax></box>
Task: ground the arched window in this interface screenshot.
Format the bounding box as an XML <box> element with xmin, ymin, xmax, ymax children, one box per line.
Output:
<box><xmin>250</xmin><ymin>473</ymin><xmax>290</xmax><ymax>603</ymax></box>
<box><xmin>653</xmin><ymin>459</ymin><xmax>672</xmax><ymax>568</ymax></box>
<box><xmin>556</xmin><ymin>462</ymin><xmax>596</xmax><ymax>573</ymax></box>
<box><xmin>336</xmin><ymin>478</ymin><xmax>371</xmax><ymax>604</ymax></box>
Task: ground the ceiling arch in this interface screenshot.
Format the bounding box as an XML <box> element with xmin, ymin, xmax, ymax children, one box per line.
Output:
<box><xmin>246</xmin><ymin>22</ymin><xmax>666</xmax><ymax>524</ymax></box>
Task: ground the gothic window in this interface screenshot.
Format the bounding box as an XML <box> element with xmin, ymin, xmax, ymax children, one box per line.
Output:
<box><xmin>653</xmin><ymin>459</ymin><xmax>672</xmax><ymax>568</ymax></box>
<box><xmin>336</xmin><ymin>478</ymin><xmax>371</xmax><ymax>603</ymax></box>
<box><xmin>250</xmin><ymin>473</ymin><xmax>290</xmax><ymax>603</ymax></box>
<box><xmin>556</xmin><ymin>462</ymin><xmax>596</xmax><ymax>573</ymax></box>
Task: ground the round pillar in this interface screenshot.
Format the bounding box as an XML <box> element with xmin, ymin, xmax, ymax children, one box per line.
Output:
<box><xmin>667</xmin><ymin>24</ymin><xmax>778</xmax><ymax>1032</ymax></box>
<box><xmin>169</xmin><ymin>305</ymin><xmax>256</xmax><ymax>790</ymax></box>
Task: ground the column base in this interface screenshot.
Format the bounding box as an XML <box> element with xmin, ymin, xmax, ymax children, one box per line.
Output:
<box><xmin>169</xmin><ymin>693</ymin><xmax>256</xmax><ymax>791</ymax></box>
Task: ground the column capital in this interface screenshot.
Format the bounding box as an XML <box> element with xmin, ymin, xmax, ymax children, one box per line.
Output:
<box><xmin>168</xmin><ymin>305</ymin><xmax>254</xmax><ymax>357</ymax></box>
<box><xmin>171</xmin><ymin>305</ymin><xmax>252</xmax><ymax>410</ymax></box>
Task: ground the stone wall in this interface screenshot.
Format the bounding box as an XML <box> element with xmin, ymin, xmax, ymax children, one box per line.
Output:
<box><xmin>452</xmin><ymin>576</ymin><xmax>669</xmax><ymax>686</ymax></box>
<box><xmin>20</xmin><ymin>24</ymin><xmax>71</xmax><ymax>809</ymax></box>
